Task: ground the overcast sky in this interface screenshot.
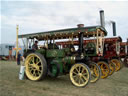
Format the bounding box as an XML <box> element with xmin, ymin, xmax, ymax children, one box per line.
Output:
<box><xmin>1</xmin><ymin>0</ymin><xmax>128</xmax><ymax>45</ymax></box>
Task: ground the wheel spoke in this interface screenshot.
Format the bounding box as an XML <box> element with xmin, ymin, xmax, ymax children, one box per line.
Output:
<box><xmin>78</xmin><ymin>78</ymin><xmax>81</xmax><ymax>85</ymax></box>
<box><xmin>32</xmin><ymin>56</ymin><xmax>35</xmax><ymax>63</ymax></box>
<box><xmin>28</xmin><ymin>64</ymin><xmax>33</xmax><ymax>68</ymax></box>
<box><xmin>79</xmin><ymin>66</ymin><xmax>81</xmax><ymax>73</ymax></box>
<box><xmin>35</xmin><ymin>58</ymin><xmax>40</xmax><ymax>65</ymax></box>
<box><xmin>81</xmin><ymin>67</ymin><xmax>85</xmax><ymax>74</ymax></box>
<box><xmin>29</xmin><ymin>68</ymin><xmax>33</xmax><ymax>71</ymax></box>
<box><xmin>74</xmin><ymin>75</ymin><xmax>79</xmax><ymax>81</ymax></box>
<box><xmin>72</xmin><ymin>71</ymin><xmax>78</xmax><ymax>75</ymax></box>
<box><xmin>101</xmin><ymin>64</ymin><xmax>104</xmax><ymax>69</ymax></box>
<box><xmin>83</xmin><ymin>72</ymin><xmax>88</xmax><ymax>76</ymax></box>
<box><xmin>75</xmin><ymin>68</ymin><xmax>79</xmax><ymax>73</ymax></box>
<box><xmin>80</xmin><ymin>77</ymin><xmax>84</xmax><ymax>84</ymax></box>
<box><xmin>82</xmin><ymin>75</ymin><xmax>88</xmax><ymax>81</ymax></box>
<box><xmin>29</xmin><ymin>58</ymin><xmax>33</xmax><ymax>63</ymax></box>
<box><xmin>35</xmin><ymin>61</ymin><xmax>40</xmax><ymax>65</ymax></box>
<box><xmin>91</xmin><ymin>73</ymin><xmax>97</xmax><ymax>78</ymax></box>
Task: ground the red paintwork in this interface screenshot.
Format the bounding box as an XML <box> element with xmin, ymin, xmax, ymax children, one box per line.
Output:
<box><xmin>119</xmin><ymin>42</ymin><xmax>128</xmax><ymax>57</ymax></box>
<box><xmin>56</xmin><ymin>37</ymin><xmax>122</xmax><ymax>60</ymax></box>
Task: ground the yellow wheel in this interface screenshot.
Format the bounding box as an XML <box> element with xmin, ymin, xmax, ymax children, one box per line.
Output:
<box><xmin>25</xmin><ymin>53</ymin><xmax>47</xmax><ymax>81</ymax></box>
<box><xmin>111</xmin><ymin>59</ymin><xmax>121</xmax><ymax>72</ymax></box>
<box><xmin>89</xmin><ymin>62</ymin><xmax>101</xmax><ymax>83</ymax></box>
<box><xmin>108</xmin><ymin>61</ymin><xmax>115</xmax><ymax>75</ymax></box>
<box><xmin>69</xmin><ymin>63</ymin><xmax>90</xmax><ymax>87</ymax></box>
<box><xmin>97</xmin><ymin>61</ymin><xmax>110</xmax><ymax>79</ymax></box>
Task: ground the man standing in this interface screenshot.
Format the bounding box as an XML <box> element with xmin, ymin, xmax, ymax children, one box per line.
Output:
<box><xmin>32</xmin><ymin>41</ymin><xmax>38</xmax><ymax>50</ymax></box>
<box><xmin>17</xmin><ymin>52</ymin><xmax>21</xmax><ymax>65</ymax></box>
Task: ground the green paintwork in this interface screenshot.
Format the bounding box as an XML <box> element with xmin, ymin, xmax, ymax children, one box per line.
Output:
<box><xmin>63</xmin><ymin>56</ymin><xmax>75</xmax><ymax>65</ymax></box>
<box><xmin>46</xmin><ymin>49</ymin><xmax>65</xmax><ymax>58</ymax></box>
<box><xmin>64</xmin><ymin>48</ymin><xmax>70</xmax><ymax>55</ymax></box>
<box><xmin>84</xmin><ymin>42</ymin><xmax>97</xmax><ymax>56</ymax></box>
<box><xmin>50</xmin><ymin>59</ymin><xmax>63</xmax><ymax>74</ymax></box>
<box><xmin>35</xmin><ymin>49</ymin><xmax>46</xmax><ymax>54</ymax></box>
<box><xmin>56</xmin><ymin>59</ymin><xmax>63</xmax><ymax>74</ymax></box>
<box><xmin>18</xmin><ymin>26</ymin><xmax>107</xmax><ymax>40</ymax></box>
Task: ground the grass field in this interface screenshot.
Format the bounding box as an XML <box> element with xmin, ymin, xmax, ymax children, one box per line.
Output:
<box><xmin>0</xmin><ymin>61</ymin><xmax>128</xmax><ymax>96</ymax></box>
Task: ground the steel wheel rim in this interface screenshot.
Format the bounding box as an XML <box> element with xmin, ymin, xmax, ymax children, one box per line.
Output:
<box><xmin>25</xmin><ymin>54</ymin><xmax>43</xmax><ymax>80</ymax></box>
<box><xmin>97</xmin><ymin>62</ymin><xmax>109</xmax><ymax>79</ymax></box>
<box><xmin>70</xmin><ymin>64</ymin><xmax>90</xmax><ymax>87</ymax></box>
<box><xmin>90</xmin><ymin>64</ymin><xmax>100</xmax><ymax>83</ymax></box>
<box><xmin>111</xmin><ymin>59</ymin><xmax>121</xmax><ymax>72</ymax></box>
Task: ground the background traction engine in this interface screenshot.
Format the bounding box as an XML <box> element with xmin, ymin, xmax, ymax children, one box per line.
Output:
<box><xmin>103</xmin><ymin>37</ymin><xmax>122</xmax><ymax>72</ymax></box>
<box><xmin>84</xmin><ymin>37</ymin><xmax>123</xmax><ymax>78</ymax></box>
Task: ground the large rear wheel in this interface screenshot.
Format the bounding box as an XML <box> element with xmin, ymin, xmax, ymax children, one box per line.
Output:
<box><xmin>111</xmin><ymin>59</ymin><xmax>121</xmax><ymax>71</ymax></box>
<box><xmin>69</xmin><ymin>63</ymin><xmax>90</xmax><ymax>87</ymax></box>
<box><xmin>25</xmin><ymin>53</ymin><xmax>47</xmax><ymax>81</ymax></box>
<box><xmin>89</xmin><ymin>62</ymin><xmax>101</xmax><ymax>83</ymax></box>
<box><xmin>97</xmin><ymin>61</ymin><xmax>110</xmax><ymax>79</ymax></box>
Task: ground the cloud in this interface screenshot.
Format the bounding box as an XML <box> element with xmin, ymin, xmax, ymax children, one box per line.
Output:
<box><xmin>1</xmin><ymin>1</ymin><xmax>128</xmax><ymax>45</ymax></box>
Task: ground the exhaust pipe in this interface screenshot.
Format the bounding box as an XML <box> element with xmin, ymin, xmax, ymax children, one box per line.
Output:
<box><xmin>111</xmin><ymin>21</ymin><xmax>116</xmax><ymax>36</ymax></box>
<box><xmin>77</xmin><ymin>24</ymin><xmax>84</xmax><ymax>55</ymax></box>
<box><xmin>100</xmin><ymin>10</ymin><xmax>105</xmax><ymax>28</ymax></box>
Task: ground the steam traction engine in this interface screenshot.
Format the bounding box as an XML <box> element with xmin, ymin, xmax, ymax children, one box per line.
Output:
<box><xmin>18</xmin><ymin>24</ymin><xmax>107</xmax><ymax>87</ymax></box>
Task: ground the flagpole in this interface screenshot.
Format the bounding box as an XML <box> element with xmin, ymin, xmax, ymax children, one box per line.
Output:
<box><xmin>16</xmin><ymin>25</ymin><xmax>19</xmax><ymax>60</ymax></box>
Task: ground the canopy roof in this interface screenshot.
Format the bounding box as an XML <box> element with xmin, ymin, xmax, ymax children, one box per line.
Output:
<box><xmin>56</xmin><ymin>36</ymin><xmax>122</xmax><ymax>45</ymax></box>
<box><xmin>18</xmin><ymin>26</ymin><xmax>107</xmax><ymax>40</ymax></box>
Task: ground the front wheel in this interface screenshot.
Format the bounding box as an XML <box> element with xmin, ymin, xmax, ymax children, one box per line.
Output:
<box><xmin>25</xmin><ymin>53</ymin><xmax>47</xmax><ymax>81</ymax></box>
<box><xmin>89</xmin><ymin>62</ymin><xmax>101</xmax><ymax>83</ymax></box>
<box><xmin>69</xmin><ymin>63</ymin><xmax>90</xmax><ymax>87</ymax></box>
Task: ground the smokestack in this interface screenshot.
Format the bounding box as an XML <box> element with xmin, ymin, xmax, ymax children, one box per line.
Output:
<box><xmin>77</xmin><ymin>24</ymin><xmax>84</xmax><ymax>55</ymax></box>
<box><xmin>112</xmin><ymin>21</ymin><xmax>116</xmax><ymax>36</ymax></box>
<box><xmin>100</xmin><ymin>10</ymin><xmax>105</xmax><ymax>28</ymax></box>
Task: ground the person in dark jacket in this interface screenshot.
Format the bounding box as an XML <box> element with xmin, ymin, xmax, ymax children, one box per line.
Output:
<box><xmin>32</xmin><ymin>41</ymin><xmax>38</xmax><ymax>50</ymax></box>
<box><xmin>17</xmin><ymin>52</ymin><xmax>21</xmax><ymax>65</ymax></box>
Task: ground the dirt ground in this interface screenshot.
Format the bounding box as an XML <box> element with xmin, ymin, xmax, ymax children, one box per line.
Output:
<box><xmin>0</xmin><ymin>61</ymin><xmax>128</xmax><ymax>96</ymax></box>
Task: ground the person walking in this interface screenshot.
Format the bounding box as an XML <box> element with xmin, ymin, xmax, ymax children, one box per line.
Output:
<box><xmin>17</xmin><ymin>52</ymin><xmax>21</xmax><ymax>65</ymax></box>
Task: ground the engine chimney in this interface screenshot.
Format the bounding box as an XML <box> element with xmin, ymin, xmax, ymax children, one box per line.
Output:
<box><xmin>77</xmin><ymin>24</ymin><xmax>84</xmax><ymax>55</ymax></box>
<box><xmin>100</xmin><ymin>10</ymin><xmax>105</xmax><ymax>28</ymax></box>
<box><xmin>112</xmin><ymin>21</ymin><xmax>116</xmax><ymax>36</ymax></box>
<box><xmin>77</xmin><ymin>24</ymin><xmax>84</xmax><ymax>28</ymax></box>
